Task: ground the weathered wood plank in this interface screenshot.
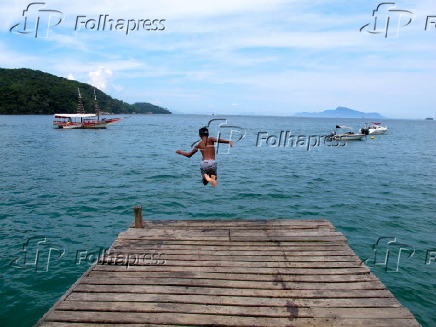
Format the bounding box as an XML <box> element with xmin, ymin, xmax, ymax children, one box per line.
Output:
<box><xmin>134</xmin><ymin>220</ymin><xmax>334</xmax><ymax>228</ymax></box>
<box><xmin>108</xmin><ymin>248</ymin><xmax>356</xmax><ymax>256</ymax></box>
<box><xmin>80</xmin><ymin>277</ymin><xmax>386</xmax><ymax>290</ymax></box>
<box><xmin>104</xmin><ymin>253</ymin><xmax>360</xmax><ymax>262</ymax></box>
<box><xmin>100</xmin><ymin>260</ymin><xmax>361</xmax><ymax>268</ymax></box>
<box><xmin>87</xmin><ymin>271</ymin><xmax>379</xmax><ymax>282</ymax></box>
<box><xmin>74</xmin><ymin>284</ymin><xmax>395</xmax><ymax>298</ymax></box>
<box><xmin>117</xmin><ymin>229</ymin><xmax>230</xmax><ymax>241</ymax></box>
<box><xmin>135</xmin><ymin>225</ymin><xmax>334</xmax><ymax>231</ymax></box>
<box><xmin>45</xmin><ymin>311</ymin><xmax>421</xmax><ymax>327</ymax></box>
<box><xmin>120</xmin><ymin>229</ymin><xmax>344</xmax><ymax>237</ymax></box>
<box><xmin>117</xmin><ymin>235</ymin><xmax>347</xmax><ymax>242</ymax></box>
<box><xmin>66</xmin><ymin>292</ymin><xmax>403</xmax><ymax>308</ymax></box>
<box><xmin>229</xmin><ymin>236</ymin><xmax>347</xmax><ymax>242</ymax></box>
<box><xmin>112</xmin><ymin>241</ymin><xmax>349</xmax><ymax>249</ymax></box>
<box><xmin>141</xmin><ymin>218</ymin><xmax>333</xmax><ymax>225</ymax></box>
<box><xmin>92</xmin><ymin>265</ymin><xmax>371</xmax><ymax>274</ymax></box>
<box><xmin>56</xmin><ymin>301</ymin><xmax>415</xmax><ymax>319</ymax></box>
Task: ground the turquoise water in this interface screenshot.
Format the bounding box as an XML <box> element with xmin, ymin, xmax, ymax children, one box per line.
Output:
<box><xmin>0</xmin><ymin>114</ymin><xmax>435</xmax><ymax>326</ymax></box>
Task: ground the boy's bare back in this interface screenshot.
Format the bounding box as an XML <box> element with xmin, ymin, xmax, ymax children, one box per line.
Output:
<box><xmin>196</xmin><ymin>137</ymin><xmax>218</xmax><ymax>160</ymax></box>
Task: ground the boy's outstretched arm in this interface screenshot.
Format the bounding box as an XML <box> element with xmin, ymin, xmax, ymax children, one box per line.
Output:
<box><xmin>213</xmin><ymin>138</ymin><xmax>234</xmax><ymax>147</ymax></box>
<box><xmin>176</xmin><ymin>147</ymin><xmax>198</xmax><ymax>158</ymax></box>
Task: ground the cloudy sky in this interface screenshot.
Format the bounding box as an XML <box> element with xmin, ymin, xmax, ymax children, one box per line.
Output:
<box><xmin>1</xmin><ymin>0</ymin><xmax>435</xmax><ymax>118</ymax></box>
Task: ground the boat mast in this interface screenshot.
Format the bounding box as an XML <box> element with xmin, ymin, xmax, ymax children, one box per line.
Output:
<box><xmin>76</xmin><ymin>88</ymin><xmax>85</xmax><ymax>114</ymax></box>
<box><xmin>94</xmin><ymin>89</ymin><xmax>101</xmax><ymax>120</ymax></box>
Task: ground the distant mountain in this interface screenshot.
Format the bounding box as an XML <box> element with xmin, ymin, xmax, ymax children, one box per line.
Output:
<box><xmin>0</xmin><ymin>68</ymin><xmax>171</xmax><ymax>114</ymax></box>
<box><xmin>294</xmin><ymin>106</ymin><xmax>384</xmax><ymax>119</ymax></box>
<box><xmin>132</xmin><ymin>102</ymin><xmax>171</xmax><ymax>114</ymax></box>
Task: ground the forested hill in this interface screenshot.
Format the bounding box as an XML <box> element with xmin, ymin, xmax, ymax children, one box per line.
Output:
<box><xmin>0</xmin><ymin>68</ymin><xmax>171</xmax><ymax>114</ymax></box>
<box><xmin>132</xmin><ymin>102</ymin><xmax>172</xmax><ymax>114</ymax></box>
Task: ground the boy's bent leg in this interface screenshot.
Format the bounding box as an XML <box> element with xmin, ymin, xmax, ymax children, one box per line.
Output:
<box><xmin>200</xmin><ymin>160</ymin><xmax>218</xmax><ymax>186</ymax></box>
<box><xmin>210</xmin><ymin>175</ymin><xmax>217</xmax><ymax>188</ymax></box>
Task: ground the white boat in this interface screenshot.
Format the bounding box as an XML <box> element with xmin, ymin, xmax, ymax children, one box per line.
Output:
<box><xmin>327</xmin><ymin>125</ymin><xmax>365</xmax><ymax>141</ymax></box>
<box><xmin>53</xmin><ymin>89</ymin><xmax>119</xmax><ymax>129</ymax></box>
<box><xmin>359</xmin><ymin>122</ymin><xmax>387</xmax><ymax>135</ymax></box>
<box><xmin>333</xmin><ymin>132</ymin><xmax>366</xmax><ymax>141</ymax></box>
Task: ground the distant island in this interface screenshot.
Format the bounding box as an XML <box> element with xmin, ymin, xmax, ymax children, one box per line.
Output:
<box><xmin>294</xmin><ymin>106</ymin><xmax>384</xmax><ymax>119</ymax></box>
<box><xmin>0</xmin><ymin>68</ymin><xmax>171</xmax><ymax>115</ymax></box>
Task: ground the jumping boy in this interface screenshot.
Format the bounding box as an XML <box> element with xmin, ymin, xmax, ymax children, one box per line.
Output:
<box><xmin>176</xmin><ymin>126</ymin><xmax>233</xmax><ymax>187</ymax></box>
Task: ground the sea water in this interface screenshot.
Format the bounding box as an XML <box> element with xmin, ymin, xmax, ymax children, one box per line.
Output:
<box><xmin>0</xmin><ymin>114</ymin><xmax>435</xmax><ymax>326</ymax></box>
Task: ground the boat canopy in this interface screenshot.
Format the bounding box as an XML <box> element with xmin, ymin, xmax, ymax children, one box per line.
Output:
<box><xmin>54</xmin><ymin>114</ymin><xmax>96</xmax><ymax>118</ymax></box>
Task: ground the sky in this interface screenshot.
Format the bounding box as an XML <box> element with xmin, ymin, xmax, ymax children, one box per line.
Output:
<box><xmin>1</xmin><ymin>0</ymin><xmax>435</xmax><ymax>119</ymax></box>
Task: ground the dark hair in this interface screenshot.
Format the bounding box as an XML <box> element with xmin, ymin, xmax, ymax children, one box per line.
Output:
<box><xmin>199</xmin><ymin>126</ymin><xmax>209</xmax><ymax>137</ymax></box>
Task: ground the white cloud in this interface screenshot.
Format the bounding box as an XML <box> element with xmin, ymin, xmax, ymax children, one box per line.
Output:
<box><xmin>67</xmin><ymin>73</ymin><xmax>75</xmax><ymax>80</ymax></box>
<box><xmin>88</xmin><ymin>66</ymin><xmax>113</xmax><ymax>91</ymax></box>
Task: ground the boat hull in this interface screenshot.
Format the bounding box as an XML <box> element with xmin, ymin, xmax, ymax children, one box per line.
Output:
<box><xmin>53</xmin><ymin>122</ymin><xmax>107</xmax><ymax>129</ymax></box>
<box><xmin>360</xmin><ymin>124</ymin><xmax>388</xmax><ymax>135</ymax></box>
<box><xmin>81</xmin><ymin>123</ymin><xmax>107</xmax><ymax>129</ymax></box>
<box><xmin>103</xmin><ymin>118</ymin><xmax>121</xmax><ymax>124</ymax></box>
<box><xmin>367</xmin><ymin>128</ymin><xmax>387</xmax><ymax>135</ymax></box>
<box><xmin>333</xmin><ymin>134</ymin><xmax>365</xmax><ymax>141</ymax></box>
<box><xmin>53</xmin><ymin>123</ymin><xmax>82</xmax><ymax>129</ymax></box>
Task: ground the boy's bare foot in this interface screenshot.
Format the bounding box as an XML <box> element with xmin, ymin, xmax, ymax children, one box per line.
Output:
<box><xmin>211</xmin><ymin>175</ymin><xmax>217</xmax><ymax>188</ymax></box>
<box><xmin>203</xmin><ymin>174</ymin><xmax>213</xmax><ymax>183</ymax></box>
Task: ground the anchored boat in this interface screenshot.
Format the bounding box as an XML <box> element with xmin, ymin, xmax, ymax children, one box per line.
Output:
<box><xmin>53</xmin><ymin>89</ymin><xmax>120</xmax><ymax>129</ymax></box>
<box><xmin>359</xmin><ymin>122</ymin><xmax>387</xmax><ymax>135</ymax></box>
<box><xmin>325</xmin><ymin>125</ymin><xmax>366</xmax><ymax>141</ymax></box>
<box><xmin>53</xmin><ymin>113</ymin><xmax>106</xmax><ymax>129</ymax></box>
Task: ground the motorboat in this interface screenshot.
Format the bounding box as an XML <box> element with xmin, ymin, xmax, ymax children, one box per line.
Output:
<box><xmin>334</xmin><ymin>132</ymin><xmax>366</xmax><ymax>141</ymax></box>
<box><xmin>359</xmin><ymin>122</ymin><xmax>387</xmax><ymax>135</ymax></box>
<box><xmin>327</xmin><ymin>125</ymin><xmax>365</xmax><ymax>141</ymax></box>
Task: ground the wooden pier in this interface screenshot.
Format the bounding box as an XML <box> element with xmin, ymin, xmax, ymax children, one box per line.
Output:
<box><xmin>36</xmin><ymin>209</ymin><xmax>420</xmax><ymax>326</ymax></box>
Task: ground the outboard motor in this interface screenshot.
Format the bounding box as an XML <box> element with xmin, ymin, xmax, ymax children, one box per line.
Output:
<box><xmin>324</xmin><ymin>131</ymin><xmax>335</xmax><ymax>141</ymax></box>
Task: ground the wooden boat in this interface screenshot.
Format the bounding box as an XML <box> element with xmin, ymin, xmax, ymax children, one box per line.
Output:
<box><xmin>53</xmin><ymin>113</ymin><xmax>107</xmax><ymax>129</ymax></box>
<box><xmin>53</xmin><ymin>89</ymin><xmax>120</xmax><ymax>129</ymax></box>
